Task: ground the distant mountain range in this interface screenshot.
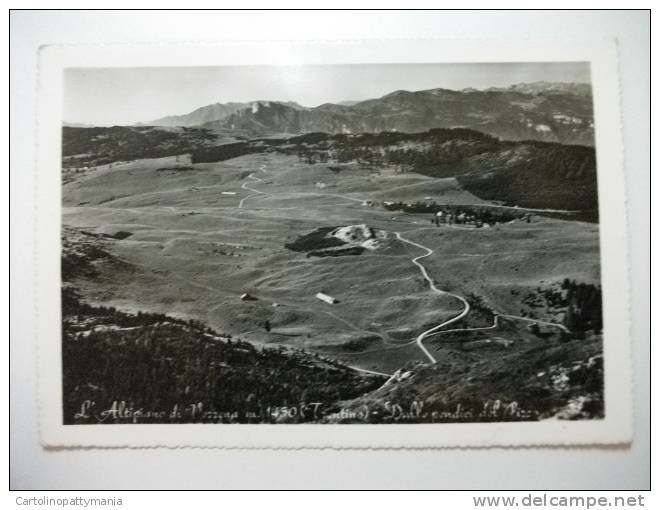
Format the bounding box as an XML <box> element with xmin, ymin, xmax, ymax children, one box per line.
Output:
<box><xmin>143</xmin><ymin>82</ymin><xmax>594</xmax><ymax>145</ymax></box>
<box><xmin>146</xmin><ymin>101</ymin><xmax>306</xmax><ymax>128</ymax></box>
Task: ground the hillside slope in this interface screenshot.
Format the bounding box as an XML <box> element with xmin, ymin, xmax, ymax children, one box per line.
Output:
<box><xmin>328</xmin><ymin>331</ymin><xmax>604</xmax><ymax>423</ymax></box>
<box><xmin>272</xmin><ymin>129</ymin><xmax>599</xmax><ymax>215</ymax></box>
<box><xmin>61</xmin><ymin>229</ymin><xmax>385</xmax><ymax>424</ymax></box>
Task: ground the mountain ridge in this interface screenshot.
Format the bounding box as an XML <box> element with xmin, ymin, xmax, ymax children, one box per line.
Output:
<box><xmin>141</xmin><ymin>81</ymin><xmax>594</xmax><ymax>145</ymax></box>
<box><xmin>146</xmin><ymin>100</ymin><xmax>307</xmax><ymax>127</ymax></box>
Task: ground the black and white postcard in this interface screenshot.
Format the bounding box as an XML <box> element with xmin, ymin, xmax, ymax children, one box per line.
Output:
<box><xmin>36</xmin><ymin>39</ymin><xmax>632</xmax><ymax>448</ymax></box>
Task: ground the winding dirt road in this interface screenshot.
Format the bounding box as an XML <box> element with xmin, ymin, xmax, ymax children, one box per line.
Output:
<box><xmin>394</xmin><ymin>232</ymin><xmax>471</xmax><ymax>363</ymax></box>
<box><xmin>238</xmin><ymin>173</ymin><xmax>266</xmax><ymax>209</ymax></box>
<box><xmin>236</xmin><ymin>165</ymin><xmax>568</xmax><ymax>369</ymax></box>
<box><xmin>238</xmin><ymin>167</ymin><xmax>471</xmax><ymax>365</ymax></box>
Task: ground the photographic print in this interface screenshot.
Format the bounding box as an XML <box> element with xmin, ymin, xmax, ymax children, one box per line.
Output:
<box><xmin>37</xmin><ymin>40</ymin><xmax>632</xmax><ymax>447</ymax></box>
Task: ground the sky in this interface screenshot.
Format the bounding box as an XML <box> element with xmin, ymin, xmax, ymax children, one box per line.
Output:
<box><xmin>63</xmin><ymin>62</ymin><xmax>591</xmax><ymax>126</ymax></box>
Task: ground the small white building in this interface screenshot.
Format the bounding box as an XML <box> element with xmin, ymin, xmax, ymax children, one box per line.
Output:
<box><xmin>315</xmin><ymin>292</ymin><xmax>337</xmax><ymax>305</ymax></box>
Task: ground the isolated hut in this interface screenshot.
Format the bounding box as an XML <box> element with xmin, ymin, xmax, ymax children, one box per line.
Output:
<box><xmin>315</xmin><ymin>292</ymin><xmax>337</xmax><ymax>305</ymax></box>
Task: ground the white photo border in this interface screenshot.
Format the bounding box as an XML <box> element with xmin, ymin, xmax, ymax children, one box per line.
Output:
<box><xmin>37</xmin><ymin>38</ymin><xmax>632</xmax><ymax>448</ymax></box>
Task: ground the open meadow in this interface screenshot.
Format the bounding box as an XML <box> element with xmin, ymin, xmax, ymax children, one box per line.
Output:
<box><xmin>63</xmin><ymin>151</ymin><xmax>601</xmax><ymax>380</ymax></box>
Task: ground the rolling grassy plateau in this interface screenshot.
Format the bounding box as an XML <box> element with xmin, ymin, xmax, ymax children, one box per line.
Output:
<box><xmin>62</xmin><ymin>126</ymin><xmax>604</xmax><ymax>422</ymax></box>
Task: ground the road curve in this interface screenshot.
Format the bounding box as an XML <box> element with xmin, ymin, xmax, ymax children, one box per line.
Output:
<box><xmin>395</xmin><ymin>232</ymin><xmax>471</xmax><ymax>363</ymax></box>
<box><xmin>235</xmin><ymin>164</ymin><xmax>473</xmax><ymax>368</ymax></box>
<box><xmin>238</xmin><ymin>173</ymin><xmax>265</xmax><ymax>208</ymax></box>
